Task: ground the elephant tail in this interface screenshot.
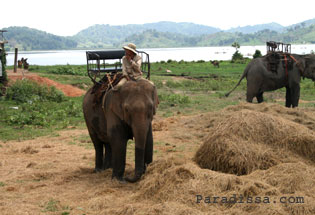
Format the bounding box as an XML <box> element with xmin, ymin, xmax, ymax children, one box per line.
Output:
<box><xmin>225</xmin><ymin>69</ymin><xmax>248</xmax><ymax>97</ymax></box>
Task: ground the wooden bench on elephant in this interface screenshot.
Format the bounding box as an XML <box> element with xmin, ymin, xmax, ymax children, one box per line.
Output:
<box><xmin>86</xmin><ymin>49</ymin><xmax>151</xmax><ymax>84</ymax></box>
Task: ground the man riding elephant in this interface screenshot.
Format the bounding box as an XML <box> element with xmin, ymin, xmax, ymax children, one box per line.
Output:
<box><xmin>113</xmin><ymin>43</ymin><xmax>153</xmax><ymax>90</ymax></box>
<box><xmin>83</xmin><ymin>43</ymin><xmax>159</xmax><ymax>183</ymax></box>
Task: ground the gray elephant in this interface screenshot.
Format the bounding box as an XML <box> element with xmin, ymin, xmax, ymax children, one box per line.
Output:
<box><xmin>225</xmin><ymin>54</ymin><xmax>315</xmax><ymax>107</ymax></box>
<box><xmin>83</xmin><ymin>80</ymin><xmax>158</xmax><ymax>182</ymax></box>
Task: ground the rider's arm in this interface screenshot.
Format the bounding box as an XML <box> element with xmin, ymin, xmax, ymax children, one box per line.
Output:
<box><xmin>131</xmin><ymin>56</ymin><xmax>142</xmax><ymax>75</ymax></box>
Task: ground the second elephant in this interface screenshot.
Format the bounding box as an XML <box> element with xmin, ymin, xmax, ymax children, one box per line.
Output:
<box><xmin>226</xmin><ymin>54</ymin><xmax>315</xmax><ymax>107</ymax></box>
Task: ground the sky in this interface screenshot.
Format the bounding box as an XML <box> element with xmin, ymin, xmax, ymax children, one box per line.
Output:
<box><xmin>1</xmin><ymin>0</ymin><xmax>315</xmax><ymax>36</ymax></box>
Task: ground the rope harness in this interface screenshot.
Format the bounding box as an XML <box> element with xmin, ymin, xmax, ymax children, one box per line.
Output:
<box><xmin>284</xmin><ymin>54</ymin><xmax>288</xmax><ymax>79</ymax></box>
<box><xmin>91</xmin><ymin>73</ymin><xmax>125</xmax><ymax>106</ymax></box>
<box><xmin>289</xmin><ymin>55</ymin><xmax>304</xmax><ymax>77</ymax></box>
<box><xmin>268</xmin><ymin>53</ymin><xmax>304</xmax><ymax>81</ymax></box>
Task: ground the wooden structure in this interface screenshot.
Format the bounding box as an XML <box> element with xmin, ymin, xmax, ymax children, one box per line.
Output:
<box><xmin>0</xmin><ymin>30</ymin><xmax>8</xmax><ymax>82</ymax></box>
<box><xmin>86</xmin><ymin>49</ymin><xmax>150</xmax><ymax>84</ymax></box>
<box><xmin>266</xmin><ymin>41</ymin><xmax>291</xmax><ymax>54</ymax></box>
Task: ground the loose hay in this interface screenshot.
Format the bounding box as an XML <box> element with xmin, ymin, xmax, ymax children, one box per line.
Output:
<box><xmin>194</xmin><ymin>107</ymin><xmax>315</xmax><ymax>175</ymax></box>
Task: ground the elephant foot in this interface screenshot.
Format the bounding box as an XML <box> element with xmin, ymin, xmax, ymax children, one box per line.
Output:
<box><xmin>93</xmin><ymin>168</ymin><xmax>104</xmax><ymax>173</ymax></box>
<box><xmin>112</xmin><ymin>174</ymin><xmax>127</xmax><ymax>184</ymax></box>
<box><xmin>125</xmin><ymin>173</ymin><xmax>142</xmax><ymax>183</ymax></box>
<box><xmin>103</xmin><ymin>162</ymin><xmax>112</xmax><ymax>170</ymax></box>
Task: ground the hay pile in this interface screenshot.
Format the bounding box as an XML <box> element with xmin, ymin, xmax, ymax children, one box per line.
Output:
<box><xmin>99</xmin><ymin>103</ymin><xmax>315</xmax><ymax>215</ymax></box>
<box><xmin>103</xmin><ymin>156</ymin><xmax>315</xmax><ymax>215</ymax></box>
<box><xmin>115</xmin><ymin>103</ymin><xmax>315</xmax><ymax>215</ymax></box>
<box><xmin>194</xmin><ymin>108</ymin><xmax>315</xmax><ymax>175</ymax></box>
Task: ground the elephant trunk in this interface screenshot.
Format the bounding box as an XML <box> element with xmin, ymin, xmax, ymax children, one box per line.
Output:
<box><xmin>125</xmin><ymin>118</ymin><xmax>149</xmax><ymax>183</ymax></box>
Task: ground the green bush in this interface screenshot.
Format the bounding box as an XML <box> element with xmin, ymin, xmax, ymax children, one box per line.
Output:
<box><xmin>5</xmin><ymin>99</ymin><xmax>82</xmax><ymax>127</ymax></box>
<box><xmin>196</xmin><ymin>60</ymin><xmax>205</xmax><ymax>63</ymax></box>
<box><xmin>231</xmin><ymin>51</ymin><xmax>244</xmax><ymax>63</ymax></box>
<box><xmin>6</xmin><ymin>79</ymin><xmax>66</xmax><ymax>103</ymax></box>
<box><xmin>253</xmin><ymin>50</ymin><xmax>262</xmax><ymax>58</ymax></box>
<box><xmin>49</xmin><ymin>65</ymin><xmax>85</xmax><ymax>76</ymax></box>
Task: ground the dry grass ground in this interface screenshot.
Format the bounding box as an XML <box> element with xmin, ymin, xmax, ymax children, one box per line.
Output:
<box><xmin>1</xmin><ymin>103</ymin><xmax>315</xmax><ymax>214</ymax></box>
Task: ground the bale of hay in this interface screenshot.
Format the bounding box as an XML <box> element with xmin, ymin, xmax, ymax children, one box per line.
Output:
<box><xmin>194</xmin><ymin>109</ymin><xmax>315</xmax><ymax>175</ymax></box>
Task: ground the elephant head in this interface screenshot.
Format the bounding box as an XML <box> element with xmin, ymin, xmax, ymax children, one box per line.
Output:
<box><xmin>109</xmin><ymin>80</ymin><xmax>158</xmax><ymax>182</ymax></box>
<box><xmin>303</xmin><ymin>54</ymin><xmax>315</xmax><ymax>81</ymax></box>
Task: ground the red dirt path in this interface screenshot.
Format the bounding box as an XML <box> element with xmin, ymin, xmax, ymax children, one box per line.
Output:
<box><xmin>7</xmin><ymin>69</ymin><xmax>86</xmax><ymax>97</ymax></box>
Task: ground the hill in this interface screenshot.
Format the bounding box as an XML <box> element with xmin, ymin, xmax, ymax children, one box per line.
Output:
<box><xmin>123</xmin><ymin>24</ymin><xmax>315</xmax><ymax>47</ymax></box>
<box><xmin>2</xmin><ymin>19</ymin><xmax>315</xmax><ymax>50</ymax></box>
<box><xmin>3</xmin><ymin>26</ymin><xmax>77</xmax><ymax>51</ymax></box>
<box><xmin>73</xmin><ymin>20</ymin><xmax>315</xmax><ymax>48</ymax></box>
<box><xmin>118</xmin><ymin>29</ymin><xmax>200</xmax><ymax>48</ymax></box>
<box><xmin>227</xmin><ymin>22</ymin><xmax>284</xmax><ymax>34</ymax></box>
<box><xmin>73</xmin><ymin>21</ymin><xmax>219</xmax><ymax>49</ymax></box>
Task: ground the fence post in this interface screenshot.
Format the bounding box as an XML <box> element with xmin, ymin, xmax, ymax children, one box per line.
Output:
<box><xmin>14</xmin><ymin>48</ymin><xmax>18</xmax><ymax>73</ymax></box>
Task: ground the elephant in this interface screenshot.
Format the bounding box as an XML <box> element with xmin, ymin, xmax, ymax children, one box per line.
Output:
<box><xmin>83</xmin><ymin>79</ymin><xmax>158</xmax><ymax>183</ymax></box>
<box><xmin>225</xmin><ymin>54</ymin><xmax>315</xmax><ymax>107</ymax></box>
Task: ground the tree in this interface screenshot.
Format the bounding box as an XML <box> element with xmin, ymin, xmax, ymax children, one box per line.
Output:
<box><xmin>231</xmin><ymin>42</ymin><xmax>240</xmax><ymax>51</ymax></box>
<box><xmin>231</xmin><ymin>42</ymin><xmax>243</xmax><ymax>62</ymax></box>
<box><xmin>253</xmin><ymin>49</ymin><xmax>262</xmax><ymax>58</ymax></box>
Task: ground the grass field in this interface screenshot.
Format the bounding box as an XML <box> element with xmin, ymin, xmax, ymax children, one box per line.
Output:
<box><xmin>1</xmin><ymin>60</ymin><xmax>315</xmax><ymax>141</ymax></box>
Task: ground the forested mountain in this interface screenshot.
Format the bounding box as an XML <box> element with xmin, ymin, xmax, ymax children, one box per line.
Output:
<box><xmin>118</xmin><ymin>29</ymin><xmax>200</xmax><ymax>48</ymax></box>
<box><xmin>2</xmin><ymin>19</ymin><xmax>315</xmax><ymax>51</ymax></box>
<box><xmin>73</xmin><ymin>21</ymin><xmax>219</xmax><ymax>49</ymax></box>
<box><xmin>121</xmin><ymin>24</ymin><xmax>315</xmax><ymax>47</ymax></box>
<box><xmin>3</xmin><ymin>27</ymin><xmax>77</xmax><ymax>51</ymax></box>
<box><xmin>226</xmin><ymin>22</ymin><xmax>284</xmax><ymax>34</ymax></box>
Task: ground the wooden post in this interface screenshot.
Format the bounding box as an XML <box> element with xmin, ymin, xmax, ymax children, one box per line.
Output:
<box><xmin>14</xmin><ymin>48</ymin><xmax>18</xmax><ymax>73</ymax></box>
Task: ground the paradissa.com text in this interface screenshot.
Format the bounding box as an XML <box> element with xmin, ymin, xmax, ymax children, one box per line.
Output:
<box><xmin>196</xmin><ymin>195</ymin><xmax>304</xmax><ymax>204</ymax></box>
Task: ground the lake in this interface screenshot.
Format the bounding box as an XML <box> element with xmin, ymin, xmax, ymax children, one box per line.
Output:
<box><xmin>6</xmin><ymin>45</ymin><xmax>315</xmax><ymax>66</ymax></box>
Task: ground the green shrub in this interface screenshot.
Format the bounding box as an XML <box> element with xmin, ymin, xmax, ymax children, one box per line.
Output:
<box><xmin>49</xmin><ymin>65</ymin><xmax>85</xmax><ymax>76</ymax></box>
<box><xmin>196</xmin><ymin>60</ymin><xmax>205</xmax><ymax>63</ymax></box>
<box><xmin>6</xmin><ymin>79</ymin><xmax>66</xmax><ymax>103</ymax></box>
<box><xmin>4</xmin><ymin>99</ymin><xmax>82</xmax><ymax>127</ymax></box>
<box><xmin>231</xmin><ymin>51</ymin><xmax>244</xmax><ymax>63</ymax></box>
<box><xmin>253</xmin><ymin>50</ymin><xmax>262</xmax><ymax>58</ymax></box>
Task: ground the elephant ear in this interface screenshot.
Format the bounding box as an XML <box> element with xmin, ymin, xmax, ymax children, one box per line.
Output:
<box><xmin>152</xmin><ymin>86</ymin><xmax>159</xmax><ymax>115</ymax></box>
<box><xmin>109</xmin><ymin>91</ymin><xmax>124</xmax><ymax>121</ymax></box>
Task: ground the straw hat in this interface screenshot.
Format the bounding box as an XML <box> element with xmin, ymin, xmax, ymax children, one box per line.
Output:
<box><xmin>123</xmin><ymin>43</ymin><xmax>137</xmax><ymax>54</ymax></box>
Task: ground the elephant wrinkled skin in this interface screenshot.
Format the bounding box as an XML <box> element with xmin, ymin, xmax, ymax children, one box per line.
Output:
<box><xmin>226</xmin><ymin>54</ymin><xmax>315</xmax><ymax>107</ymax></box>
<box><xmin>83</xmin><ymin>80</ymin><xmax>158</xmax><ymax>182</ymax></box>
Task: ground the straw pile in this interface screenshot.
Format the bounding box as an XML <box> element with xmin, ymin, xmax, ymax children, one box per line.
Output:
<box><xmin>194</xmin><ymin>105</ymin><xmax>315</xmax><ymax>175</ymax></box>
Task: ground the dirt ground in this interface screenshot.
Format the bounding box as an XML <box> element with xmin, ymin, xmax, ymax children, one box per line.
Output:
<box><xmin>1</xmin><ymin>72</ymin><xmax>315</xmax><ymax>214</ymax></box>
<box><xmin>6</xmin><ymin>69</ymin><xmax>86</xmax><ymax>97</ymax></box>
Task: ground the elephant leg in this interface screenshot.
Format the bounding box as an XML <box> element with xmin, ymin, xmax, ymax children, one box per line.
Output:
<box><xmin>103</xmin><ymin>143</ymin><xmax>112</xmax><ymax>170</ymax></box>
<box><xmin>89</xmin><ymin>132</ymin><xmax>104</xmax><ymax>173</ymax></box>
<box><xmin>125</xmin><ymin>147</ymin><xmax>145</xmax><ymax>183</ymax></box>
<box><xmin>285</xmin><ymin>86</ymin><xmax>292</xmax><ymax>108</ymax></box>
<box><xmin>110</xmin><ymin>133</ymin><xmax>128</xmax><ymax>181</ymax></box>
<box><xmin>144</xmin><ymin>123</ymin><xmax>153</xmax><ymax>172</ymax></box>
<box><xmin>256</xmin><ymin>92</ymin><xmax>264</xmax><ymax>103</ymax></box>
<box><xmin>291</xmin><ymin>84</ymin><xmax>300</xmax><ymax>108</ymax></box>
<box><xmin>246</xmin><ymin>92</ymin><xmax>255</xmax><ymax>103</ymax></box>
